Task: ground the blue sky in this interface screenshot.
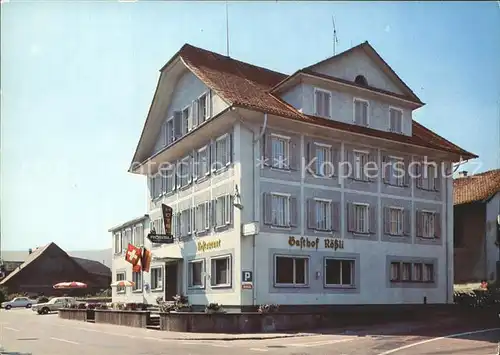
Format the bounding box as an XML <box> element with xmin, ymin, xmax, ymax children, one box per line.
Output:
<box><xmin>1</xmin><ymin>1</ymin><xmax>499</xmax><ymax>251</ymax></box>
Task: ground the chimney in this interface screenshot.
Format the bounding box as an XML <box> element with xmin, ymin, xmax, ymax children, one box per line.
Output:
<box><xmin>28</xmin><ymin>248</ymin><xmax>32</xmax><ymax>255</ymax></box>
<box><xmin>458</xmin><ymin>171</ymin><xmax>468</xmax><ymax>178</ymax></box>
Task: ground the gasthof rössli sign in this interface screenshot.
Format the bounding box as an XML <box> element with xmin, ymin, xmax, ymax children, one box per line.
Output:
<box><xmin>288</xmin><ymin>236</ymin><xmax>344</xmax><ymax>250</ymax></box>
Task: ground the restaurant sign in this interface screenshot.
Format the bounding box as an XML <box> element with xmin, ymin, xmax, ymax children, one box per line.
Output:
<box><xmin>197</xmin><ymin>239</ymin><xmax>221</xmax><ymax>252</ymax></box>
<box><xmin>288</xmin><ymin>236</ymin><xmax>344</xmax><ymax>251</ymax></box>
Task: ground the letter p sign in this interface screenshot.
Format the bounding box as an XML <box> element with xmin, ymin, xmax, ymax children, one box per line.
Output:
<box><xmin>242</xmin><ymin>271</ymin><xmax>253</xmax><ymax>282</ymax></box>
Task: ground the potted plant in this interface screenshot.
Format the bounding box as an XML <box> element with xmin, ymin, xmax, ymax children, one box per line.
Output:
<box><xmin>258</xmin><ymin>304</ymin><xmax>279</xmax><ymax>314</ymax></box>
<box><xmin>172</xmin><ymin>294</ymin><xmax>191</xmax><ymax>312</ymax></box>
<box><xmin>205</xmin><ymin>303</ymin><xmax>224</xmax><ymax>314</ymax></box>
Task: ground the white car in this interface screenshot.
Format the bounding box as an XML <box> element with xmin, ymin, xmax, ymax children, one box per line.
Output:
<box><xmin>32</xmin><ymin>297</ymin><xmax>77</xmax><ymax>315</ymax></box>
<box><xmin>1</xmin><ymin>297</ymin><xmax>35</xmax><ymax>310</ymax></box>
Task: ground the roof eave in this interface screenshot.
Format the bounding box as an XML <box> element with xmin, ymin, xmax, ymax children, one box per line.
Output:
<box><xmin>108</xmin><ymin>214</ymin><xmax>150</xmax><ymax>232</ymax></box>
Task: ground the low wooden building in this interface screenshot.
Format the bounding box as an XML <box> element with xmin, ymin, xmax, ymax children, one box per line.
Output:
<box><xmin>0</xmin><ymin>242</ymin><xmax>111</xmax><ymax>296</ymax></box>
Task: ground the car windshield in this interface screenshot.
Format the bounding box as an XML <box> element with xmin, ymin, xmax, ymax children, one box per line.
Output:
<box><xmin>48</xmin><ymin>298</ymin><xmax>61</xmax><ymax>304</ymax></box>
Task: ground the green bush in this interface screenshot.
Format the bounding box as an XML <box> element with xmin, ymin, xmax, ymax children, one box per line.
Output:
<box><xmin>0</xmin><ymin>287</ymin><xmax>7</xmax><ymax>304</ymax></box>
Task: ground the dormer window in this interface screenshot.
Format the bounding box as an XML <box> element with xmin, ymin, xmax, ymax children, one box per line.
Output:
<box><xmin>355</xmin><ymin>75</ymin><xmax>368</xmax><ymax>86</ymax></box>
<box><xmin>314</xmin><ymin>88</ymin><xmax>331</xmax><ymax>118</ymax></box>
<box><xmin>353</xmin><ymin>98</ymin><xmax>369</xmax><ymax>126</ymax></box>
<box><xmin>389</xmin><ymin>108</ymin><xmax>403</xmax><ymax>133</ymax></box>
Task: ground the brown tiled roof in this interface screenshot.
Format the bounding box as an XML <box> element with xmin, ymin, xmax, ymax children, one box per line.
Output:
<box><xmin>454</xmin><ymin>169</ymin><xmax>500</xmax><ymax>205</ymax></box>
<box><xmin>170</xmin><ymin>44</ymin><xmax>476</xmax><ymax>160</ymax></box>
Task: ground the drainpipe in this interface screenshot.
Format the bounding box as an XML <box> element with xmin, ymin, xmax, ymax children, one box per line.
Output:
<box><xmin>445</xmin><ymin>166</ymin><xmax>450</xmax><ymax>303</ymax></box>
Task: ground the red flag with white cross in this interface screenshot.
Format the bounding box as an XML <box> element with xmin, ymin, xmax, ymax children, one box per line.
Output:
<box><xmin>125</xmin><ymin>244</ymin><xmax>142</xmax><ymax>266</ymax></box>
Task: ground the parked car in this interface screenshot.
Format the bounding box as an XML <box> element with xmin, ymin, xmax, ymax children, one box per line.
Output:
<box><xmin>32</xmin><ymin>297</ymin><xmax>77</xmax><ymax>315</ymax></box>
<box><xmin>1</xmin><ymin>297</ymin><xmax>35</xmax><ymax>310</ymax></box>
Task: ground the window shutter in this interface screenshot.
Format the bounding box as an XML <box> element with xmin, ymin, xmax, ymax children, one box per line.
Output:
<box><xmin>192</xmin><ymin>99</ymin><xmax>199</xmax><ymax>128</ymax></box>
<box><xmin>324</xmin><ymin>92</ymin><xmax>331</xmax><ymax>117</ymax></box>
<box><xmin>207</xmin><ymin>90</ymin><xmax>212</xmax><ymax>118</ymax></box>
<box><xmin>190</xmin><ymin>207</ymin><xmax>195</xmax><ymax>235</ymax></box>
<box><xmin>187</xmin><ymin>157</ymin><xmax>192</xmax><ymax>183</ymax></box>
<box><xmin>307</xmin><ymin>142</ymin><xmax>316</xmax><ymax>175</ymax></box>
<box><xmin>193</xmin><ymin>151</ymin><xmax>199</xmax><ymax>181</ymax></box>
<box><xmin>403</xmin><ymin>157</ymin><xmax>410</xmax><ymax>187</ymax></box>
<box><xmin>210</xmin><ymin>200</ymin><xmax>216</xmax><ymax>228</ymax></box>
<box><xmin>346</xmin><ymin>150</ymin><xmax>354</xmax><ymax>179</ymax></box>
<box><xmin>195</xmin><ymin>206</ymin><xmax>200</xmax><ymax>233</ymax></box>
<box><xmin>263</xmin><ymin>193</ymin><xmax>273</xmax><ymax>225</ymax></box>
<box><xmin>389</xmin><ymin>110</ymin><xmax>394</xmax><ymax>131</ymax></box>
<box><xmin>264</xmin><ymin>134</ymin><xmax>272</xmax><ymax>166</ymax></box>
<box><xmin>434</xmin><ymin>168</ymin><xmax>441</xmax><ymax>191</ymax></box>
<box><xmin>434</xmin><ymin>212</ymin><xmax>441</xmax><ymax>238</ymax></box>
<box><xmin>369</xmin><ymin>204</ymin><xmax>377</xmax><ymax>234</ymax></box>
<box><xmin>331</xmin><ymin>201</ymin><xmax>340</xmax><ymax>231</ymax></box>
<box><xmin>290</xmin><ymin>197</ymin><xmax>298</xmax><ymax>227</ymax></box>
<box><xmin>367</xmin><ymin>152</ymin><xmax>377</xmax><ymax>182</ymax></box>
<box><xmin>330</xmin><ymin>147</ymin><xmax>339</xmax><ymax>177</ymax></box>
<box><xmin>315</xmin><ymin>91</ymin><xmax>321</xmax><ymax>115</ymax></box>
<box><xmin>226</xmin><ymin>195</ymin><xmax>233</xmax><ymax>225</ymax></box>
<box><xmin>173</xmin><ymin>111</ymin><xmax>182</xmax><ymax>139</ymax></box>
<box><xmin>362</xmin><ymin>102</ymin><xmax>368</xmax><ymax>125</ymax></box>
<box><xmin>382</xmin><ymin>155</ymin><xmax>390</xmax><ymax>184</ymax></box>
<box><xmin>415</xmin><ymin>161</ymin><xmax>423</xmax><ymax>189</ymax></box>
<box><xmin>228</xmin><ymin>133</ymin><xmax>233</xmax><ymax>164</ymax></box>
<box><xmin>347</xmin><ymin>203</ymin><xmax>355</xmax><ymax>232</ymax></box>
<box><xmin>210</xmin><ymin>141</ymin><xmax>216</xmax><ymax>172</ymax></box>
<box><xmin>403</xmin><ymin>209</ymin><xmax>411</xmax><ymax>236</ymax></box>
<box><xmin>307</xmin><ymin>199</ymin><xmax>316</xmax><ymax>229</ymax></box>
<box><xmin>289</xmin><ymin>141</ymin><xmax>298</xmax><ymax>171</ymax></box>
<box><xmin>416</xmin><ymin>210</ymin><xmax>423</xmax><ymax>237</ymax></box>
<box><xmin>384</xmin><ymin>207</ymin><xmax>390</xmax><ymax>234</ymax></box>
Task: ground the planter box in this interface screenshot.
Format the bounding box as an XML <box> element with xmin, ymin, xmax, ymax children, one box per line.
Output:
<box><xmin>94</xmin><ymin>310</ymin><xmax>150</xmax><ymax>328</ymax></box>
<box><xmin>58</xmin><ymin>309</ymin><xmax>89</xmax><ymax>322</ymax></box>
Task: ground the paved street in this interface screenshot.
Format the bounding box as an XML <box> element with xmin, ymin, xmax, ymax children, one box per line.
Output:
<box><xmin>1</xmin><ymin>308</ymin><xmax>499</xmax><ymax>355</ymax></box>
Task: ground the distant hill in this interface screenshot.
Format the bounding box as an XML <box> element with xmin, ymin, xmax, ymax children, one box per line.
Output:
<box><xmin>1</xmin><ymin>248</ymin><xmax>112</xmax><ymax>268</ymax></box>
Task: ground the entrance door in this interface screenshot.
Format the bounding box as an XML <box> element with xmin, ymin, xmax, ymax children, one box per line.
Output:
<box><xmin>165</xmin><ymin>263</ymin><xmax>178</xmax><ymax>301</ymax></box>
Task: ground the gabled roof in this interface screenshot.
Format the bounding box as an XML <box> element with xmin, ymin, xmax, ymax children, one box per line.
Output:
<box><xmin>130</xmin><ymin>43</ymin><xmax>477</xmax><ymax>167</ymax></box>
<box><xmin>72</xmin><ymin>257</ymin><xmax>111</xmax><ymax>277</ymax></box>
<box><xmin>454</xmin><ymin>169</ymin><xmax>500</xmax><ymax>205</ymax></box>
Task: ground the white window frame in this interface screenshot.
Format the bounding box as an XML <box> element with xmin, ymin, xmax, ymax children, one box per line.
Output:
<box><xmin>116</xmin><ymin>272</ymin><xmax>126</xmax><ymax>293</ymax></box>
<box><xmin>123</xmin><ymin>228</ymin><xmax>132</xmax><ymax>247</ymax></box>
<box><xmin>324</xmin><ymin>258</ymin><xmax>355</xmax><ymax>288</ymax></box>
<box><xmin>353</xmin><ymin>202</ymin><xmax>369</xmax><ymax>234</ymax></box>
<box><xmin>389</xmin><ymin>106</ymin><xmax>403</xmax><ymax>133</ymax></box>
<box><xmin>196</xmin><ymin>201</ymin><xmax>210</xmax><ymax>232</ymax></box>
<box><xmin>388</xmin><ymin>155</ymin><xmax>405</xmax><ymax>187</ymax></box>
<box><xmin>421</xmin><ymin>163</ymin><xmax>437</xmax><ymax>190</ymax></box>
<box><xmin>133</xmin><ymin>223</ymin><xmax>144</xmax><ymax>247</ymax></box>
<box><xmin>198</xmin><ymin>92</ymin><xmax>210</xmax><ymax>122</ymax></box>
<box><xmin>353</xmin><ymin>149</ymin><xmax>369</xmax><ymax>181</ymax></box>
<box><xmin>165</xmin><ymin>116</ymin><xmax>175</xmax><ymax>144</ymax></box>
<box><xmin>182</xmin><ymin>105</ymin><xmax>190</xmax><ymax>134</ymax></box>
<box><xmin>114</xmin><ymin>232</ymin><xmax>122</xmax><ymax>255</ymax></box>
<box><xmin>423</xmin><ymin>263</ymin><xmax>434</xmax><ymax>282</ymax></box>
<box><xmin>180</xmin><ymin>209</ymin><xmax>192</xmax><ymax>237</ymax></box>
<box><xmin>215</xmin><ymin>195</ymin><xmax>231</xmax><ymax>228</ymax></box>
<box><xmin>390</xmin><ymin>262</ymin><xmax>400</xmax><ymax>282</ymax></box>
<box><xmin>389</xmin><ymin>206</ymin><xmax>404</xmax><ymax>236</ymax></box>
<box><xmin>274</xmin><ymin>255</ymin><xmax>309</xmax><ymax>287</ymax></box>
<box><xmin>421</xmin><ymin>210</ymin><xmax>436</xmax><ymax>239</ymax></box>
<box><xmin>195</xmin><ymin>145</ymin><xmax>210</xmax><ymax>179</ymax></box>
<box><xmin>163</xmin><ymin>167</ymin><xmax>175</xmax><ymax>193</ymax></box>
<box><xmin>271</xmin><ymin>133</ymin><xmax>290</xmax><ymax>170</ymax></box>
<box><xmin>210</xmin><ymin>255</ymin><xmax>231</xmax><ymax>288</ymax></box>
<box><xmin>179</xmin><ymin>156</ymin><xmax>191</xmax><ymax>188</ymax></box>
<box><xmin>313</xmin><ymin>87</ymin><xmax>332</xmax><ymax>118</ymax></box>
<box><xmin>314</xmin><ymin>142</ymin><xmax>332</xmax><ymax>177</ymax></box>
<box><xmin>150</xmin><ymin>266</ymin><xmax>164</xmax><ymax>291</ymax></box>
<box><xmin>215</xmin><ymin>133</ymin><xmax>230</xmax><ymax>170</ymax></box>
<box><xmin>314</xmin><ymin>198</ymin><xmax>332</xmax><ymax>231</ymax></box>
<box><xmin>413</xmin><ymin>263</ymin><xmax>423</xmax><ymax>282</ymax></box>
<box><xmin>271</xmin><ymin>192</ymin><xmax>291</xmax><ymax>228</ymax></box>
<box><xmin>353</xmin><ymin>98</ymin><xmax>369</xmax><ymax>126</ymax></box>
<box><xmin>188</xmin><ymin>259</ymin><xmax>205</xmax><ymax>289</ymax></box>
<box><xmin>401</xmin><ymin>262</ymin><xmax>412</xmax><ymax>281</ymax></box>
<box><xmin>132</xmin><ymin>271</ymin><xmax>142</xmax><ymax>292</ymax></box>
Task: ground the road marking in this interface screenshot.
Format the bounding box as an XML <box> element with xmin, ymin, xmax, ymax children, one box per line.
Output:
<box><xmin>377</xmin><ymin>327</ymin><xmax>500</xmax><ymax>355</ymax></box>
<box><xmin>250</xmin><ymin>348</ymin><xmax>268</xmax><ymax>352</ymax></box>
<box><xmin>4</xmin><ymin>327</ymin><xmax>20</xmax><ymax>332</ymax></box>
<box><xmin>290</xmin><ymin>338</ymin><xmax>355</xmax><ymax>347</ymax></box>
<box><xmin>208</xmin><ymin>343</ymin><xmax>231</xmax><ymax>347</ymax></box>
<box><xmin>50</xmin><ymin>337</ymin><xmax>79</xmax><ymax>345</ymax></box>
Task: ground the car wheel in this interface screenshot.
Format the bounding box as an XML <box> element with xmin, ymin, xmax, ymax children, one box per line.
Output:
<box><xmin>5</xmin><ymin>305</ymin><xmax>11</xmax><ymax>310</ymax></box>
<box><xmin>42</xmin><ymin>307</ymin><xmax>49</xmax><ymax>315</ymax></box>
<box><xmin>37</xmin><ymin>310</ymin><xmax>42</xmax><ymax>315</ymax></box>
<box><xmin>26</xmin><ymin>304</ymin><xmax>32</xmax><ymax>308</ymax></box>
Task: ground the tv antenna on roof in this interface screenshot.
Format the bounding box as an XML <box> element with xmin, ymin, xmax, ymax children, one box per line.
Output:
<box><xmin>332</xmin><ymin>16</ymin><xmax>339</xmax><ymax>55</ymax></box>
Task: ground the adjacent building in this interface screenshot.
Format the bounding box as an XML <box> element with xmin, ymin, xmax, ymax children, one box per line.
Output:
<box><xmin>111</xmin><ymin>41</ymin><xmax>476</xmax><ymax>309</ymax></box>
<box><xmin>453</xmin><ymin>169</ymin><xmax>500</xmax><ymax>283</ymax></box>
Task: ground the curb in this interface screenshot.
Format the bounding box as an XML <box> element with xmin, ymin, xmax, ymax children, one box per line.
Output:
<box><xmin>169</xmin><ymin>333</ymin><xmax>316</xmax><ymax>341</ymax></box>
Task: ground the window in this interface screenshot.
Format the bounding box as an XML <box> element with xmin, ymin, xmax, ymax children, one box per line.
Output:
<box><xmin>422</xmin><ymin>211</ymin><xmax>435</xmax><ymax>239</ymax></box>
<box><xmin>215</xmin><ymin>195</ymin><xmax>232</xmax><ymax>228</ymax></box>
<box><xmin>272</xmin><ymin>194</ymin><xmax>290</xmax><ymax>227</ymax></box>
<box><xmin>150</xmin><ymin>175</ymin><xmax>162</xmax><ymax>199</ymax></box>
<box><xmin>198</xmin><ymin>93</ymin><xmax>210</xmax><ymax>122</ymax></box>
<box><xmin>417</xmin><ymin>162</ymin><xmax>439</xmax><ymax>191</ymax></box>
<box><xmin>354</xmin><ymin>99</ymin><xmax>369</xmax><ymax>126</ymax></box>
<box><xmin>211</xmin><ymin>256</ymin><xmax>231</xmax><ymax>287</ymax></box>
<box><xmin>195</xmin><ymin>146</ymin><xmax>209</xmax><ymax>179</ymax></box>
<box><xmin>275</xmin><ymin>256</ymin><xmax>308</xmax><ymax>286</ymax></box>
<box><xmin>389</xmin><ymin>108</ymin><xmax>403</xmax><ymax>133</ymax></box>
<box><xmin>353</xmin><ymin>151</ymin><xmax>369</xmax><ymax>181</ymax></box>
<box><xmin>314</xmin><ymin>89</ymin><xmax>331</xmax><ymax>118</ymax></box>
<box><xmin>178</xmin><ymin>156</ymin><xmax>192</xmax><ymax>188</ymax></box>
<box><xmin>133</xmin><ymin>224</ymin><xmax>144</xmax><ymax>246</ymax></box>
<box><xmin>123</xmin><ymin>228</ymin><xmax>132</xmax><ymax>247</ymax></box>
<box><xmin>315</xmin><ymin>199</ymin><xmax>332</xmax><ymax>231</ymax></box>
<box><xmin>271</xmin><ymin>135</ymin><xmax>290</xmax><ymax>169</ymax></box>
<box><xmin>314</xmin><ymin>143</ymin><xmax>332</xmax><ymax>177</ymax></box>
<box><xmin>150</xmin><ymin>267</ymin><xmax>163</xmax><ymax>290</ymax></box>
<box><xmin>150</xmin><ymin>219</ymin><xmax>164</xmax><ymax>247</ymax></box>
<box><xmin>114</xmin><ymin>233</ymin><xmax>122</xmax><ymax>254</ymax></box>
<box><xmin>402</xmin><ymin>262</ymin><xmax>412</xmax><ymax>281</ymax></box>
<box><xmin>132</xmin><ymin>271</ymin><xmax>142</xmax><ymax>291</ymax></box>
<box><xmin>413</xmin><ymin>263</ymin><xmax>423</xmax><ymax>282</ymax></box>
<box><xmin>390</xmin><ymin>262</ymin><xmax>400</xmax><ymax>281</ymax></box>
<box><xmin>389</xmin><ymin>207</ymin><xmax>404</xmax><ymax>236</ymax></box>
<box><xmin>324</xmin><ymin>259</ymin><xmax>355</xmax><ymax>287</ymax></box>
<box><xmin>180</xmin><ymin>209</ymin><xmax>192</xmax><ymax>237</ymax></box>
<box><xmin>116</xmin><ymin>272</ymin><xmax>125</xmax><ymax>293</ymax></box>
<box><xmin>188</xmin><ymin>260</ymin><xmax>204</xmax><ymax>288</ymax></box>
<box><xmin>354</xmin><ymin>75</ymin><xmax>368</xmax><ymax>86</ymax></box>
<box><xmin>182</xmin><ymin>106</ymin><xmax>190</xmax><ymax>134</ymax></box>
<box><xmin>352</xmin><ymin>203</ymin><xmax>369</xmax><ymax>234</ymax></box>
<box><xmin>162</xmin><ymin>167</ymin><xmax>175</xmax><ymax>193</ymax></box>
<box><xmin>384</xmin><ymin>156</ymin><xmax>405</xmax><ymax>186</ymax></box>
<box><xmin>195</xmin><ymin>202</ymin><xmax>210</xmax><ymax>232</ymax></box>
<box><xmin>165</xmin><ymin>117</ymin><xmax>175</xmax><ymax>144</ymax></box>
<box><xmin>423</xmin><ymin>264</ymin><xmax>434</xmax><ymax>282</ymax></box>
<box><xmin>215</xmin><ymin>134</ymin><xmax>231</xmax><ymax>170</ymax></box>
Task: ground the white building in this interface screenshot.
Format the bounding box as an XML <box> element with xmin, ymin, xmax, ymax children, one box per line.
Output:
<box><xmin>110</xmin><ymin>41</ymin><xmax>476</xmax><ymax>310</ymax></box>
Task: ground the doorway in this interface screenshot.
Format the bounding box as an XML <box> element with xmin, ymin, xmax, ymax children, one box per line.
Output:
<box><xmin>165</xmin><ymin>262</ymin><xmax>178</xmax><ymax>301</ymax></box>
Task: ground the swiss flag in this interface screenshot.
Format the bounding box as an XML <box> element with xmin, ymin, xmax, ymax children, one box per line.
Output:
<box><xmin>125</xmin><ymin>244</ymin><xmax>142</xmax><ymax>266</ymax></box>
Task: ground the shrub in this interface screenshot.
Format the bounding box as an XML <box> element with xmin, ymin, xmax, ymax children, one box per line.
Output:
<box><xmin>77</xmin><ymin>303</ymin><xmax>87</xmax><ymax>310</ymax></box>
<box><xmin>0</xmin><ymin>287</ymin><xmax>8</xmax><ymax>304</ymax></box>
<box><xmin>258</xmin><ymin>304</ymin><xmax>279</xmax><ymax>313</ymax></box>
<box><xmin>205</xmin><ymin>303</ymin><xmax>224</xmax><ymax>313</ymax></box>
<box><xmin>86</xmin><ymin>303</ymin><xmax>96</xmax><ymax>310</ymax></box>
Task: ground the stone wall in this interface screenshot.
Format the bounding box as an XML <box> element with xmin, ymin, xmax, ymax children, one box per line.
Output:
<box><xmin>58</xmin><ymin>309</ymin><xmax>90</xmax><ymax>322</ymax></box>
<box><xmin>94</xmin><ymin>310</ymin><xmax>149</xmax><ymax>328</ymax></box>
